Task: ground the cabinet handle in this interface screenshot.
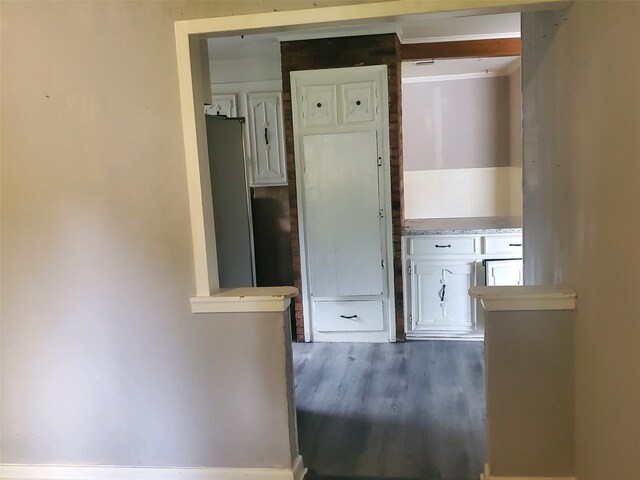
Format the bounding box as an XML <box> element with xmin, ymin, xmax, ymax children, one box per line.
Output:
<box><xmin>509</xmin><ymin>243</ymin><xmax>523</xmax><ymax>247</ymax></box>
<box><xmin>264</xmin><ymin>127</ymin><xmax>269</xmax><ymax>145</ymax></box>
<box><xmin>340</xmin><ymin>314</ymin><xmax>358</xmax><ymax>319</ymax></box>
<box><xmin>440</xmin><ymin>284</ymin><xmax>447</xmax><ymax>302</ymax></box>
<box><xmin>435</xmin><ymin>244</ymin><xmax>451</xmax><ymax>248</ymax></box>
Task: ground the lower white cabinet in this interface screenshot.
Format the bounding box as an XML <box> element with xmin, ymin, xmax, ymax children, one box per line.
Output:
<box><xmin>314</xmin><ymin>300</ymin><xmax>384</xmax><ymax>333</ymax></box>
<box><xmin>410</xmin><ymin>259</ymin><xmax>476</xmax><ymax>332</ymax></box>
<box><xmin>404</xmin><ymin>233</ymin><xmax>522</xmax><ymax>340</ymax></box>
<box><xmin>485</xmin><ymin>259</ymin><xmax>524</xmax><ymax>286</ymax></box>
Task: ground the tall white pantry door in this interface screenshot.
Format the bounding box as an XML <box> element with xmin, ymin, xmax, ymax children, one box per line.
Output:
<box><xmin>291</xmin><ymin>65</ymin><xmax>394</xmax><ymax>343</ymax></box>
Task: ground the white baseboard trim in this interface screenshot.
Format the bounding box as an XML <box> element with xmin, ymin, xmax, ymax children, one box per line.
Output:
<box><xmin>481</xmin><ymin>464</ymin><xmax>575</xmax><ymax>480</ymax></box>
<box><xmin>0</xmin><ymin>458</ymin><xmax>307</xmax><ymax>480</ymax></box>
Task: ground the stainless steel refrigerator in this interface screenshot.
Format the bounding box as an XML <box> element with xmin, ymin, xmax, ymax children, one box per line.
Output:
<box><xmin>205</xmin><ymin>114</ymin><xmax>255</xmax><ymax>288</ymax></box>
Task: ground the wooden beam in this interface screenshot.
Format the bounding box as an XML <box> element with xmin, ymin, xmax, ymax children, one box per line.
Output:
<box><xmin>401</xmin><ymin>38</ymin><xmax>521</xmax><ymax>61</ymax></box>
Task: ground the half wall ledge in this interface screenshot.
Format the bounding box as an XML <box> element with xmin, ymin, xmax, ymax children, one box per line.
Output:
<box><xmin>469</xmin><ymin>285</ymin><xmax>577</xmax><ymax>312</ymax></box>
<box><xmin>191</xmin><ymin>286</ymin><xmax>299</xmax><ymax>313</ymax></box>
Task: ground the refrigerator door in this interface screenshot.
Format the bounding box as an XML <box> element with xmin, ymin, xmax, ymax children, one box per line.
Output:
<box><xmin>206</xmin><ymin>115</ymin><xmax>255</xmax><ymax>288</ymax></box>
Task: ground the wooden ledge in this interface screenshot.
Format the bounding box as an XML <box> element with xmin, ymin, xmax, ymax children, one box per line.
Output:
<box><xmin>191</xmin><ymin>286</ymin><xmax>298</xmax><ymax>313</ymax></box>
<box><xmin>469</xmin><ymin>285</ymin><xmax>576</xmax><ymax>312</ymax></box>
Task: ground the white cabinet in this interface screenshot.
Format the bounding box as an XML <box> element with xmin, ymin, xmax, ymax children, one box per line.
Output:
<box><xmin>206</xmin><ymin>94</ymin><xmax>237</xmax><ymax>117</ymax></box>
<box><xmin>403</xmin><ymin>233</ymin><xmax>522</xmax><ymax>340</ymax></box>
<box><xmin>485</xmin><ymin>259</ymin><xmax>523</xmax><ymax>286</ymax></box>
<box><xmin>291</xmin><ymin>65</ymin><xmax>393</xmax><ymax>343</ymax></box>
<box><xmin>409</xmin><ymin>259</ymin><xmax>476</xmax><ymax>332</ymax></box>
<box><xmin>246</xmin><ymin>92</ymin><xmax>287</xmax><ymax>186</ymax></box>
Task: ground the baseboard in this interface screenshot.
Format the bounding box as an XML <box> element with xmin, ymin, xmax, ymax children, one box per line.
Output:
<box><xmin>0</xmin><ymin>458</ymin><xmax>307</xmax><ymax>480</ymax></box>
<box><xmin>481</xmin><ymin>464</ymin><xmax>576</xmax><ymax>480</ymax></box>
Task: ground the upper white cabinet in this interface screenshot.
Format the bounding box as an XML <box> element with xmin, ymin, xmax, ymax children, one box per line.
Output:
<box><xmin>246</xmin><ymin>92</ymin><xmax>287</xmax><ymax>186</ymax></box>
<box><xmin>291</xmin><ymin>66</ymin><xmax>393</xmax><ymax>343</ymax></box>
<box><xmin>301</xmin><ymin>85</ymin><xmax>337</xmax><ymax>127</ymax></box>
<box><xmin>206</xmin><ymin>94</ymin><xmax>237</xmax><ymax>117</ymax></box>
<box><xmin>341</xmin><ymin>81</ymin><xmax>377</xmax><ymax>124</ymax></box>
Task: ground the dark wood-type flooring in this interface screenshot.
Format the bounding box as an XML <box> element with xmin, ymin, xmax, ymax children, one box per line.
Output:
<box><xmin>293</xmin><ymin>341</ymin><xmax>486</xmax><ymax>480</ymax></box>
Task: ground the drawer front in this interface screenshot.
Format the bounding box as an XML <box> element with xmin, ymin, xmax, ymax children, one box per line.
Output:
<box><xmin>408</xmin><ymin>236</ymin><xmax>476</xmax><ymax>255</ymax></box>
<box><xmin>482</xmin><ymin>235</ymin><xmax>523</xmax><ymax>255</ymax></box>
<box><xmin>314</xmin><ymin>300</ymin><xmax>384</xmax><ymax>333</ymax></box>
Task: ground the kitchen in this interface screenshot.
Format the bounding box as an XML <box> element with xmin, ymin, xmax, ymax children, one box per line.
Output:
<box><xmin>205</xmin><ymin>12</ymin><xmax>523</xmax><ymax>479</ymax></box>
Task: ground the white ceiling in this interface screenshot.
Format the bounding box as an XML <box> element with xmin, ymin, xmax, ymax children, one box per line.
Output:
<box><xmin>208</xmin><ymin>13</ymin><xmax>520</xmax><ymax>59</ymax></box>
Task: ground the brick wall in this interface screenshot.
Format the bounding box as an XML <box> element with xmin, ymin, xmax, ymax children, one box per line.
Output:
<box><xmin>280</xmin><ymin>34</ymin><xmax>405</xmax><ymax>342</ymax></box>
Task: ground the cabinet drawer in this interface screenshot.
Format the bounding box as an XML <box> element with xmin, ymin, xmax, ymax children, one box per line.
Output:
<box><xmin>314</xmin><ymin>300</ymin><xmax>384</xmax><ymax>333</ymax></box>
<box><xmin>408</xmin><ymin>236</ymin><xmax>476</xmax><ymax>255</ymax></box>
<box><xmin>482</xmin><ymin>235</ymin><xmax>523</xmax><ymax>255</ymax></box>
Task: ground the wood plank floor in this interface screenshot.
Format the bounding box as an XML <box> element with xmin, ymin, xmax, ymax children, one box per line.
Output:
<box><xmin>293</xmin><ymin>341</ymin><xmax>486</xmax><ymax>480</ymax></box>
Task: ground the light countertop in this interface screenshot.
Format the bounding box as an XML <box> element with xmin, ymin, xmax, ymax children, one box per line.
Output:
<box><xmin>402</xmin><ymin>216</ymin><xmax>523</xmax><ymax>236</ymax></box>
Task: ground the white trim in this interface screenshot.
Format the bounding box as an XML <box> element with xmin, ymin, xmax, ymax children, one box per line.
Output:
<box><xmin>190</xmin><ymin>287</ymin><xmax>298</xmax><ymax>313</ymax></box>
<box><xmin>469</xmin><ymin>285</ymin><xmax>576</xmax><ymax>312</ymax></box>
<box><xmin>481</xmin><ymin>463</ymin><xmax>576</xmax><ymax>480</ymax></box>
<box><xmin>402</xmin><ymin>71</ymin><xmax>506</xmax><ymax>83</ymax></box>
<box><xmin>398</xmin><ymin>31</ymin><xmax>521</xmax><ymax>44</ymax></box>
<box><xmin>211</xmin><ymin>80</ymin><xmax>282</xmax><ymax>92</ymax></box>
<box><xmin>291</xmin><ymin>456</ymin><xmax>306</xmax><ymax>480</ymax></box>
<box><xmin>0</xmin><ymin>462</ymin><xmax>306</xmax><ymax>480</ymax></box>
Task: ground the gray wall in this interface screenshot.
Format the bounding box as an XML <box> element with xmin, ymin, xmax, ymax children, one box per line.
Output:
<box><xmin>0</xmin><ymin>0</ymin><xmax>384</xmax><ymax>468</ymax></box>
<box><xmin>485</xmin><ymin>310</ymin><xmax>574</xmax><ymax>477</ymax></box>
<box><xmin>402</xmin><ymin>76</ymin><xmax>511</xmax><ymax>171</ymax></box>
<box><xmin>522</xmin><ymin>3</ymin><xmax>640</xmax><ymax>479</ymax></box>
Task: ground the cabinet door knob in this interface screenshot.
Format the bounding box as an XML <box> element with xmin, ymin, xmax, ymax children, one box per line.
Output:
<box><xmin>340</xmin><ymin>314</ymin><xmax>358</xmax><ymax>319</ymax></box>
<box><xmin>264</xmin><ymin>127</ymin><xmax>269</xmax><ymax>145</ymax></box>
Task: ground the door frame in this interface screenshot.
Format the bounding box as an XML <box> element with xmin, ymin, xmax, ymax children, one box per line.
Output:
<box><xmin>174</xmin><ymin>0</ymin><xmax>563</xmax><ymax>304</ymax></box>
<box><xmin>290</xmin><ymin>65</ymin><xmax>395</xmax><ymax>342</ymax></box>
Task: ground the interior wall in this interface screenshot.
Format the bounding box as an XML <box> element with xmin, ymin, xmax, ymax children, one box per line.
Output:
<box><xmin>0</xmin><ymin>0</ymin><xmax>389</xmax><ymax>468</ymax></box>
<box><xmin>402</xmin><ymin>75</ymin><xmax>522</xmax><ymax>219</ymax></box>
<box><xmin>508</xmin><ymin>64</ymin><xmax>523</xmax><ymax>215</ymax></box>
<box><xmin>521</xmin><ymin>3</ymin><xmax>640</xmax><ymax>478</ymax></box>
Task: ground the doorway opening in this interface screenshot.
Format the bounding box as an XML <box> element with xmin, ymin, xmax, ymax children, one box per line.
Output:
<box><xmin>180</xmin><ymin>5</ymin><xmax>531</xmax><ymax>479</ymax></box>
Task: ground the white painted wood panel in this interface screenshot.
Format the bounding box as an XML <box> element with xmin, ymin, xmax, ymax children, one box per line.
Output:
<box><xmin>302</xmin><ymin>84</ymin><xmax>337</xmax><ymax>127</ymax></box>
<box><xmin>314</xmin><ymin>300</ymin><xmax>384</xmax><ymax>332</ymax></box>
<box><xmin>247</xmin><ymin>92</ymin><xmax>287</xmax><ymax>185</ymax></box>
<box><xmin>341</xmin><ymin>81</ymin><xmax>377</xmax><ymax>124</ymax></box>
<box><xmin>403</xmin><ymin>167</ymin><xmax>522</xmax><ymax>219</ymax></box>
<box><xmin>411</xmin><ymin>259</ymin><xmax>475</xmax><ymax>331</ymax></box>
<box><xmin>482</xmin><ymin>235</ymin><xmax>523</xmax><ymax>254</ymax></box>
<box><xmin>409</xmin><ymin>236</ymin><xmax>476</xmax><ymax>255</ymax></box>
<box><xmin>303</xmin><ymin>131</ymin><xmax>384</xmax><ymax>298</ymax></box>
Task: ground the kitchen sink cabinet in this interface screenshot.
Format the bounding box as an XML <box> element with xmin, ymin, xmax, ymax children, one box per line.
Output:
<box><xmin>403</xmin><ymin>233</ymin><xmax>522</xmax><ymax>340</ymax></box>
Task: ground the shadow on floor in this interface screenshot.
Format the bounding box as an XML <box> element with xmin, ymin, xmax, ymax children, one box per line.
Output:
<box><xmin>298</xmin><ymin>409</ymin><xmax>481</xmax><ymax>480</ymax></box>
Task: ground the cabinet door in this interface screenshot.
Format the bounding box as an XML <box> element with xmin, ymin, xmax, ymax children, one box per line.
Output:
<box><xmin>302</xmin><ymin>131</ymin><xmax>384</xmax><ymax>298</ymax></box>
<box><xmin>485</xmin><ymin>259</ymin><xmax>523</xmax><ymax>286</ymax></box>
<box><xmin>247</xmin><ymin>92</ymin><xmax>287</xmax><ymax>186</ymax></box>
<box><xmin>410</xmin><ymin>260</ymin><xmax>475</xmax><ymax>331</ymax></box>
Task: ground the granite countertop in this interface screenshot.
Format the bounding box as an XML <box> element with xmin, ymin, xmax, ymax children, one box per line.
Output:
<box><xmin>402</xmin><ymin>216</ymin><xmax>523</xmax><ymax>236</ymax></box>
